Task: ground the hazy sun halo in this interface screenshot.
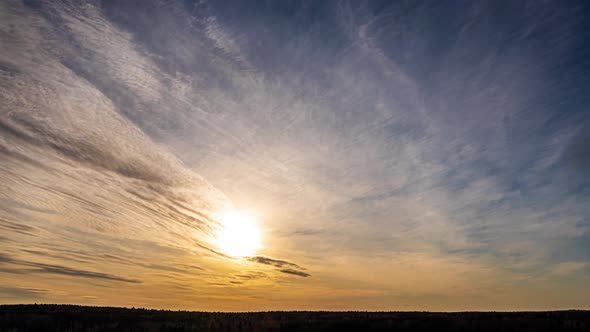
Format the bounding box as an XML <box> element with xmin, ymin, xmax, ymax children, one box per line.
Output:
<box><xmin>214</xmin><ymin>210</ymin><xmax>262</xmax><ymax>257</ymax></box>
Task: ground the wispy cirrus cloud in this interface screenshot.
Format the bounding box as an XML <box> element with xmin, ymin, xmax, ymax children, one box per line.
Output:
<box><xmin>0</xmin><ymin>254</ymin><xmax>140</xmax><ymax>283</ymax></box>
<box><xmin>0</xmin><ymin>287</ymin><xmax>49</xmax><ymax>299</ymax></box>
<box><xmin>248</xmin><ymin>256</ymin><xmax>310</xmax><ymax>278</ymax></box>
<box><xmin>0</xmin><ymin>0</ymin><xmax>589</xmax><ymax>310</ymax></box>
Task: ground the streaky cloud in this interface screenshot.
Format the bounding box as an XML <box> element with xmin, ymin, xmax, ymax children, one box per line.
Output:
<box><xmin>0</xmin><ymin>254</ymin><xmax>141</xmax><ymax>284</ymax></box>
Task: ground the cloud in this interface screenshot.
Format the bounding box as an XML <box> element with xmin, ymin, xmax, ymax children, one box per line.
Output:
<box><xmin>0</xmin><ymin>218</ymin><xmax>40</xmax><ymax>237</ymax></box>
<box><xmin>248</xmin><ymin>256</ymin><xmax>302</xmax><ymax>269</ymax></box>
<box><xmin>249</xmin><ymin>256</ymin><xmax>310</xmax><ymax>278</ymax></box>
<box><xmin>565</xmin><ymin>123</ymin><xmax>590</xmax><ymax>176</ymax></box>
<box><xmin>192</xmin><ymin>247</ymin><xmax>312</xmax><ymax>278</ymax></box>
<box><xmin>22</xmin><ymin>249</ymin><xmax>203</xmax><ymax>275</ymax></box>
<box><xmin>550</xmin><ymin>262</ymin><xmax>588</xmax><ymax>277</ymax></box>
<box><xmin>0</xmin><ymin>287</ymin><xmax>49</xmax><ymax>299</ymax></box>
<box><xmin>0</xmin><ymin>254</ymin><xmax>141</xmax><ymax>283</ymax></box>
<box><xmin>278</xmin><ymin>269</ymin><xmax>311</xmax><ymax>278</ymax></box>
<box><xmin>195</xmin><ymin>243</ymin><xmax>233</xmax><ymax>259</ymax></box>
<box><xmin>235</xmin><ymin>271</ymin><xmax>267</xmax><ymax>280</ymax></box>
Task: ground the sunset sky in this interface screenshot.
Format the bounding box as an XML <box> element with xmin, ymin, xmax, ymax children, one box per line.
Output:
<box><xmin>1</xmin><ymin>0</ymin><xmax>589</xmax><ymax>311</ymax></box>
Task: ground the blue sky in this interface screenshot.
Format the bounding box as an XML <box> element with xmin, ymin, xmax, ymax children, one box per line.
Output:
<box><xmin>0</xmin><ymin>0</ymin><xmax>589</xmax><ymax>310</ymax></box>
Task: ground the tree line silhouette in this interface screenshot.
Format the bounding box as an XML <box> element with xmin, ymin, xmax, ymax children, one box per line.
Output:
<box><xmin>0</xmin><ymin>304</ymin><xmax>589</xmax><ymax>331</ymax></box>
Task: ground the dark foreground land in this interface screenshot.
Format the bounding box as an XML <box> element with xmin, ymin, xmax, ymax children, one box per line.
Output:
<box><xmin>1</xmin><ymin>305</ymin><xmax>589</xmax><ymax>332</ymax></box>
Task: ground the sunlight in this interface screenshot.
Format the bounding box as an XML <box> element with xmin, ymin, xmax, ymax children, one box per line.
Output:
<box><xmin>214</xmin><ymin>209</ymin><xmax>262</xmax><ymax>257</ymax></box>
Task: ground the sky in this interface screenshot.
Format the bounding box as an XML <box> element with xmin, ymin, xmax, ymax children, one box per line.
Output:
<box><xmin>0</xmin><ymin>0</ymin><xmax>589</xmax><ymax>311</ymax></box>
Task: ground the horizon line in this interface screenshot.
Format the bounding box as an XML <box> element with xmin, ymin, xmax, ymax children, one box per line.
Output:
<box><xmin>1</xmin><ymin>303</ymin><xmax>589</xmax><ymax>314</ymax></box>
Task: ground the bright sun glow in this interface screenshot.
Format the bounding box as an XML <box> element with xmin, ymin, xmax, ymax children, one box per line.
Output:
<box><xmin>214</xmin><ymin>210</ymin><xmax>262</xmax><ymax>257</ymax></box>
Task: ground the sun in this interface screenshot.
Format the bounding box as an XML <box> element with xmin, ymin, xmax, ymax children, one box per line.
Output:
<box><xmin>214</xmin><ymin>210</ymin><xmax>262</xmax><ymax>257</ymax></box>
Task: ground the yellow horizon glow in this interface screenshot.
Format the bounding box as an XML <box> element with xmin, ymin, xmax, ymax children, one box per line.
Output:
<box><xmin>214</xmin><ymin>210</ymin><xmax>262</xmax><ymax>257</ymax></box>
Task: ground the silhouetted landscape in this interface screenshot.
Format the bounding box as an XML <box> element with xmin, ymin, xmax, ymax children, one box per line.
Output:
<box><xmin>1</xmin><ymin>305</ymin><xmax>589</xmax><ymax>331</ymax></box>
